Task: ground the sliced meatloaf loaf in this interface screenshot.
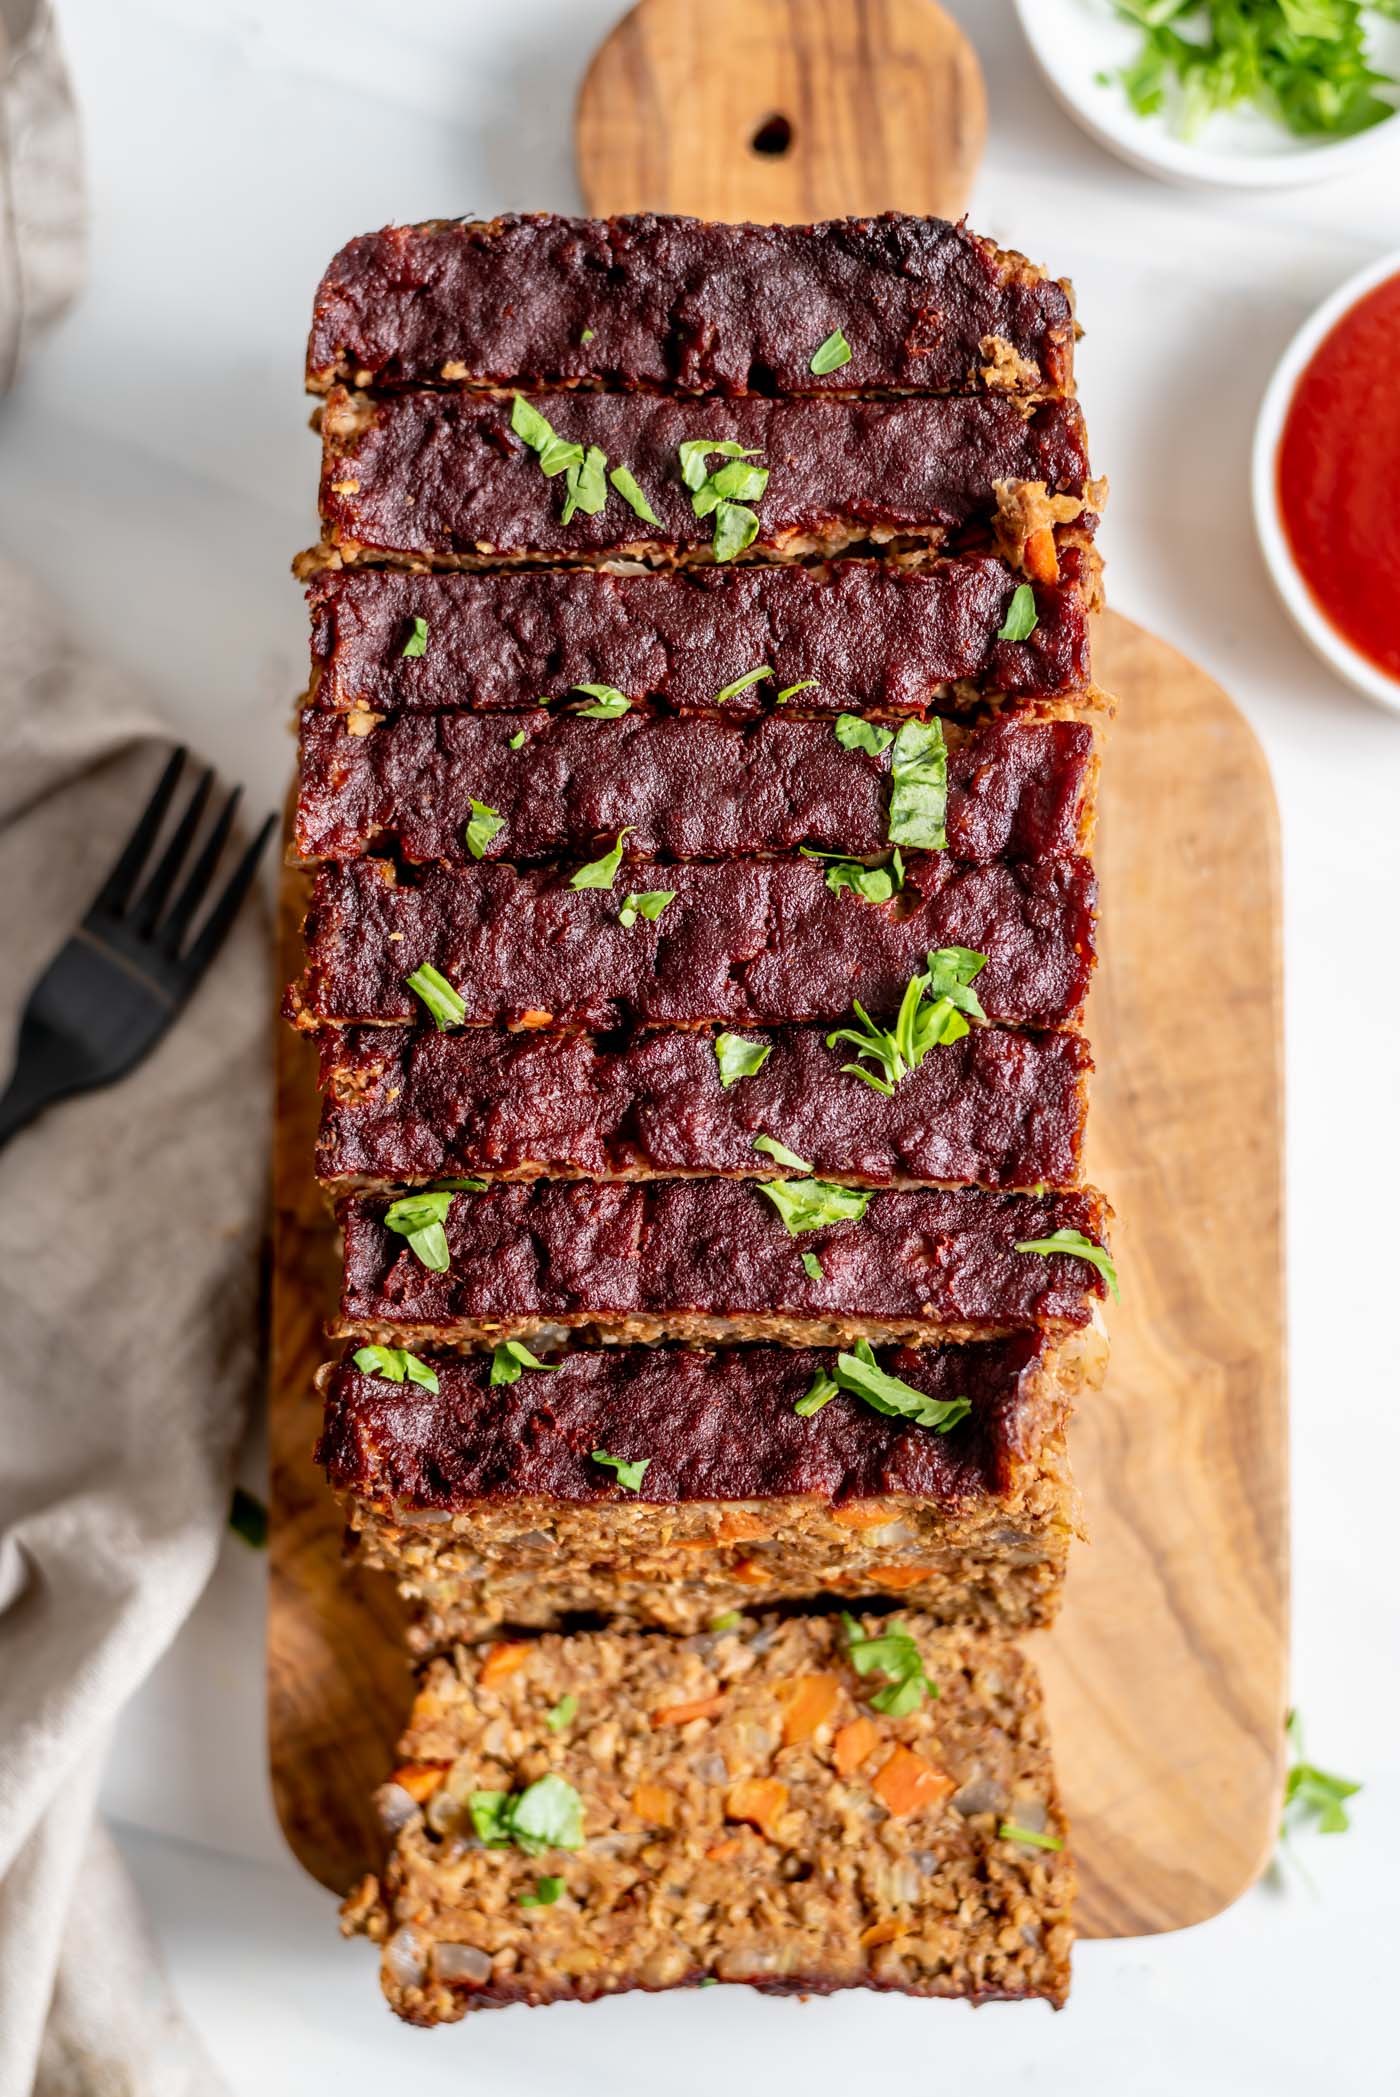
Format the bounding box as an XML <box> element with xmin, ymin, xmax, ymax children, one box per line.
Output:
<box><xmin>292</xmin><ymin>709</ymin><xmax>1098</xmax><ymax>867</ymax></box>
<box><xmin>333</xmin><ymin>1179</ymin><xmax>1114</xmax><ymax>1351</ymax></box>
<box><xmin>319</xmin><ymin>1332</ymin><xmax>1098</xmax><ymax>1640</ymax></box>
<box><xmin>340</xmin><ymin>1612</ymin><xmax>1074</xmax><ymax>2018</ymax></box>
<box><xmin>306</xmin><ymin>212</ymin><xmax>1075</xmax><ymax>398</ymax></box>
<box><xmin>314</xmin><ymin>1024</ymin><xmax>1092</xmax><ymax>1195</ymax></box>
<box><xmin>303</xmin><ymin>559</ymin><xmax>1098</xmax><ymax>720</ymax></box>
<box><xmin>307</xmin><ymin>388</ymin><xmax>1099</xmax><ymax>572</ymax></box>
<box><xmin>285</xmin><ymin>856</ymin><xmax>1097</xmax><ymax>1035</ymax></box>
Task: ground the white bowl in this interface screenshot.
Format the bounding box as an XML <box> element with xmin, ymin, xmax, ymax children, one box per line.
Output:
<box><xmin>1252</xmin><ymin>248</ymin><xmax>1400</xmax><ymax>717</ymax></box>
<box><xmin>1013</xmin><ymin>0</ymin><xmax>1400</xmax><ymax>189</ymax></box>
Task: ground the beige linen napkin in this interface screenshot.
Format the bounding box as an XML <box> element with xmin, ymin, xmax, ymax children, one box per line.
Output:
<box><xmin>0</xmin><ymin>591</ymin><xmax>269</xmax><ymax>2094</ymax></box>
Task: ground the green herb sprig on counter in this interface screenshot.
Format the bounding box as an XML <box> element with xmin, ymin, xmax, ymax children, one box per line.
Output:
<box><xmin>1282</xmin><ymin>1709</ymin><xmax>1362</xmax><ymax>1836</ymax></box>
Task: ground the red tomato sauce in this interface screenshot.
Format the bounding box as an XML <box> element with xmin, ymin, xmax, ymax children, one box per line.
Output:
<box><xmin>1277</xmin><ymin>272</ymin><xmax>1400</xmax><ymax>684</ymax></box>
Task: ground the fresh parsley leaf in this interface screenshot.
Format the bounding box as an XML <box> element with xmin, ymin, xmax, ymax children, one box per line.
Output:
<box><xmin>569</xmin><ymin>829</ymin><xmax>633</xmax><ymax>890</ymax></box>
<box><xmin>519</xmin><ymin>1874</ymin><xmax>565</xmax><ymax>1906</ymax></box>
<box><xmin>835</xmin><ymin>714</ymin><xmax>894</xmax><ymax>756</ymax></box>
<box><xmin>510</xmin><ymin>393</ymin><xmax>584</xmax><ymax>477</ymax></box>
<box><xmin>711</xmin><ymin>501</ymin><xmax>760</xmax><ymax>564</ymax></box>
<box><xmin>405</xmin><ymin>963</ymin><xmax>466</xmax><ymax>1032</ymax></box>
<box><xmin>469</xmin><ymin>1777</ymin><xmax>584</xmax><ymax>1856</ymax></box>
<box><xmin>618</xmin><ymin>890</ymin><xmax>676</xmax><ymax>927</ymax></box>
<box><xmin>996</xmin><ymin>582</ymin><xmax>1039</xmax><ymax>642</ymax></box>
<box><xmin>545</xmin><ymin>1693</ymin><xmax>578</xmax><ymax>1733</ymax></box>
<box><xmin>753</xmin><ymin>1133</ymin><xmax>813</xmax><ymax>1171</ymax></box>
<box><xmin>709</xmin><ymin>1611</ymin><xmax>743</xmax><ymax>1632</ymax></box>
<box><xmin>465</xmin><ymin>799</ymin><xmax>504</xmax><ymax>859</ymax></box>
<box><xmin>401</xmin><ymin>615</ymin><xmax>429</xmax><ymax>659</ymax></box>
<box><xmin>1282</xmin><ymin>1710</ymin><xmax>1362</xmax><ymax>1836</ymax></box>
<box><xmin>609</xmin><ymin>463</ymin><xmax>660</xmax><ymax>525</ymax></box>
<box><xmin>711</xmin><ymin>665</ymin><xmax>773</xmax><ymax>705</ymax></box>
<box><xmin>580</xmin><ymin>327</ymin><xmax>596</xmax><ymax>344</ymax></box>
<box><xmin>490</xmin><ymin>1339</ymin><xmax>560</xmax><ymax>1386</ymax></box>
<box><xmin>714</xmin><ymin>1032</ymin><xmax>771</xmax><ymax>1087</ymax></box>
<box><xmin>775</xmin><ymin>679</ymin><xmax>819</xmax><ymax>702</ymax></box>
<box><xmin>809</xmin><ymin>327</ymin><xmax>853</xmax><ymax>375</ymax></box>
<box><xmin>800</xmin><ymin>1251</ymin><xmax>824</xmax><ymax>1282</ymax></box>
<box><xmin>833</xmin><ymin>1340</ymin><xmax>970</xmax><ymax>1432</ymax></box>
<box><xmin>801</xmin><ymin>846</ymin><xmax>903</xmax><ymax>906</ymax></box>
<box><xmin>827</xmin><ymin>947</ymin><xmax>986</xmax><ymax>1093</ymax></box>
<box><xmin>562</xmin><ymin>443</ymin><xmax>609</xmax><ymax>524</ymax></box>
<box><xmin>1014</xmin><ymin>1227</ymin><xmax>1120</xmax><ymax>1303</ymax></box>
<box><xmin>677</xmin><ymin>440</ymin><xmax>768</xmax><ymax>562</ymax></box>
<box><xmin>468</xmin><ymin>1790</ymin><xmax>516</xmax><ymax>1846</ymax></box>
<box><xmin>678</xmin><ymin>437</ymin><xmax>763</xmax><ymax>493</ymax></box>
<box><xmin>508</xmin><ymin>729</ymin><xmax>527</xmax><ymax>749</ymax></box>
<box><xmin>572</xmin><ymin>683</ymin><xmax>631</xmax><ymax>717</ymax></box>
<box><xmin>794</xmin><ymin>1370</ymin><xmax>839</xmax><ymax>1416</ymax></box>
<box><xmin>887</xmin><ymin>717</ymin><xmax>948</xmax><ymax>850</ymax></box>
<box><xmin>999</xmin><ymin>1821</ymin><xmax>1063</xmax><ymax>1852</ymax></box>
<box><xmin>756</xmin><ymin>1178</ymin><xmax>873</xmax><ymax>1235</ymax></box>
<box><xmin>228</xmin><ymin>1485</ymin><xmax>267</xmax><ymax>1549</ymax></box>
<box><xmin>841</xmin><ymin>1613</ymin><xmax>937</xmax><ymax>1716</ymax></box>
<box><xmin>352</xmin><ymin>1344</ymin><xmax>440</xmax><ymax>1393</ymax></box>
<box><xmin>592</xmin><ymin>1448</ymin><xmax>651</xmax><ymax>1492</ymax></box>
<box><xmin>383</xmin><ymin>1187</ymin><xmax>458</xmax><ymax>1273</ymax></box>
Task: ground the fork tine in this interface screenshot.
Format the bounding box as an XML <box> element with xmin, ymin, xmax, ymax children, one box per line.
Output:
<box><xmin>88</xmin><ymin>745</ymin><xmax>187</xmax><ymax>919</ymax></box>
<box><xmin>130</xmin><ymin>765</ymin><xmax>215</xmax><ymax>935</ymax></box>
<box><xmin>158</xmin><ymin>784</ymin><xmax>242</xmax><ymax>957</ymax></box>
<box><xmin>178</xmin><ymin>811</ymin><xmax>278</xmax><ymax>982</ymax></box>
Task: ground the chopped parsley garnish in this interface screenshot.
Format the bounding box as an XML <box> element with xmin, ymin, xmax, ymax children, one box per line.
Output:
<box><xmin>795</xmin><ymin>1370</ymin><xmax>839</xmax><ymax>1416</ymax></box>
<box><xmin>510</xmin><ymin>392</ymin><xmax>584</xmax><ymax>478</ymax></box>
<box><xmin>835</xmin><ymin>714</ymin><xmax>894</xmax><ymax>757</ymax></box>
<box><xmin>809</xmin><ymin>327</ymin><xmax>853</xmax><ymax>375</ymax></box>
<box><xmin>562</xmin><ymin>443</ymin><xmax>609</xmax><ymax>525</ymax></box>
<box><xmin>383</xmin><ymin>1187</ymin><xmax>460</xmax><ymax>1273</ymax></box>
<box><xmin>228</xmin><ymin>1486</ymin><xmax>267</xmax><ymax>1549</ymax></box>
<box><xmin>401</xmin><ymin>615</ymin><xmax>429</xmax><ymax>659</ymax></box>
<box><xmin>677</xmin><ymin>438</ymin><xmax>768</xmax><ymax>563</ymax></box>
<box><xmin>887</xmin><ymin>717</ymin><xmax>948</xmax><ymax>850</ymax></box>
<box><xmin>775</xmin><ymin>679</ymin><xmax>819</xmax><ymax>702</ymax></box>
<box><xmin>618</xmin><ymin>890</ymin><xmax>676</xmax><ymax>927</ymax></box>
<box><xmin>999</xmin><ymin>1821</ymin><xmax>1063</xmax><ymax>1852</ymax></box>
<box><xmin>469</xmin><ymin>1774</ymin><xmax>584</xmax><ymax>1855</ymax></box>
<box><xmin>709</xmin><ymin>1611</ymin><xmax>743</xmax><ymax>1632</ymax></box>
<box><xmin>1014</xmin><ymin>1227</ymin><xmax>1120</xmax><ymax>1303</ymax></box>
<box><xmin>490</xmin><ymin>1339</ymin><xmax>560</xmax><ymax>1386</ymax></box>
<box><xmin>756</xmin><ymin>1178</ymin><xmax>873</xmax><ymax>1235</ymax></box>
<box><xmin>800</xmin><ymin>1251</ymin><xmax>824</xmax><ymax>1282</ymax></box>
<box><xmin>711</xmin><ymin>665</ymin><xmax>773</xmax><ymax>705</ymax></box>
<box><xmin>405</xmin><ymin>962</ymin><xmax>466</xmax><ymax>1031</ymax></box>
<box><xmin>569</xmin><ymin>830</ymin><xmax>633</xmax><ymax>890</ymax></box>
<box><xmin>545</xmin><ymin>1693</ymin><xmax>578</xmax><ymax>1733</ymax></box>
<box><xmin>996</xmin><ymin>582</ymin><xmax>1039</xmax><ymax>642</ymax></box>
<box><xmin>352</xmin><ymin>1344</ymin><xmax>440</xmax><ymax>1393</ymax></box>
<box><xmin>519</xmin><ymin>1875</ymin><xmax>565</xmax><ymax>1907</ymax></box>
<box><xmin>753</xmin><ymin>1133</ymin><xmax>813</xmax><ymax>1171</ymax></box>
<box><xmin>841</xmin><ymin>1614</ymin><xmax>937</xmax><ymax>1716</ymax></box>
<box><xmin>592</xmin><ymin>1448</ymin><xmax>651</xmax><ymax>1492</ymax></box>
<box><xmin>580</xmin><ymin>327</ymin><xmax>596</xmax><ymax>344</ymax></box>
<box><xmin>508</xmin><ymin>729</ymin><xmax>527</xmax><ymax>749</ymax></box>
<box><xmin>1283</xmin><ymin>1710</ymin><xmax>1361</xmax><ymax>1835</ymax></box>
<box><xmin>609</xmin><ymin>463</ymin><xmax>660</xmax><ymax>525</ymax></box>
<box><xmin>1103</xmin><ymin>0</ymin><xmax>1400</xmax><ymax>143</ymax></box>
<box><xmin>833</xmin><ymin>1340</ymin><xmax>969</xmax><ymax>1432</ymax></box>
<box><xmin>572</xmin><ymin>683</ymin><xmax>631</xmax><ymax>717</ymax></box>
<box><xmin>801</xmin><ymin>844</ymin><xmax>904</xmax><ymax>905</ymax></box>
<box><xmin>827</xmin><ymin>947</ymin><xmax>987</xmax><ymax>1094</ymax></box>
<box><xmin>713</xmin><ymin>1032</ymin><xmax>771</xmax><ymax>1087</ymax></box>
<box><xmin>465</xmin><ymin>799</ymin><xmax>504</xmax><ymax>859</ymax></box>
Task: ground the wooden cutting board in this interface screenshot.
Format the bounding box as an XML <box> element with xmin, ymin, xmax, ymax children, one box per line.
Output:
<box><xmin>266</xmin><ymin>611</ymin><xmax>1288</xmax><ymax>1938</ymax></box>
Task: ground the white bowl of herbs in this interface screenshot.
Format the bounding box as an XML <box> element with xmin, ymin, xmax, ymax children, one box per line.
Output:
<box><xmin>1014</xmin><ymin>0</ymin><xmax>1400</xmax><ymax>188</ymax></box>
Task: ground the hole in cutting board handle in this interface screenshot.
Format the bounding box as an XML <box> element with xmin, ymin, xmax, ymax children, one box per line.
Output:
<box><xmin>750</xmin><ymin>112</ymin><xmax>793</xmax><ymax>156</ymax></box>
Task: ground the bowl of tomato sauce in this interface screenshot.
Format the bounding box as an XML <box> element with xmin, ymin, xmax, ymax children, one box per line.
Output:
<box><xmin>1254</xmin><ymin>250</ymin><xmax>1400</xmax><ymax>717</ymax></box>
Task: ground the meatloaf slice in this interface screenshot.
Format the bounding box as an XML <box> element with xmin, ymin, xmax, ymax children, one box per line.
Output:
<box><xmin>319</xmin><ymin>1332</ymin><xmax>1099</xmax><ymax>1640</ymax></box>
<box><xmin>315</xmin><ymin>1024</ymin><xmax>1092</xmax><ymax>1195</ymax></box>
<box><xmin>304</xmin><ymin>558</ymin><xmax>1098</xmax><ymax>719</ymax></box>
<box><xmin>292</xmin><ymin>709</ymin><xmax>1098</xmax><ymax>868</ymax></box>
<box><xmin>306</xmin><ymin>388</ymin><xmax>1099</xmax><ymax>572</ymax></box>
<box><xmin>285</xmin><ymin>856</ymin><xmax>1098</xmax><ymax>1035</ymax></box>
<box><xmin>333</xmin><ymin>1180</ymin><xmax>1113</xmax><ymax>1351</ymax></box>
<box><xmin>341</xmin><ymin>1613</ymin><xmax>1074</xmax><ymax>2017</ymax></box>
<box><xmin>306</xmin><ymin>212</ymin><xmax>1075</xmax><ymax>398</ymax></box>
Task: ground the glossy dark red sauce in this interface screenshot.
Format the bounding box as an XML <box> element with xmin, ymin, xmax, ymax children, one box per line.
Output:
<box><xmin>1277</xmin><ymin>273</ymin><xmax>1400</xmax><ymax>684</ymax></box>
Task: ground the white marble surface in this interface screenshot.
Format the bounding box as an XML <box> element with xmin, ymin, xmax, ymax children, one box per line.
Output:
<box><xmin>4</xmin><ymin>0</ymin><xmax>1399</xmax><ymax>2089</ymax></box>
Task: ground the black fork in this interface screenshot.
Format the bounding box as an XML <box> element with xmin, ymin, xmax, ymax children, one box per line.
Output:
<box><xmin>0</xmin><ymin>747</ymin><xmax>276</xmax><ymax>1150</ymax></box>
